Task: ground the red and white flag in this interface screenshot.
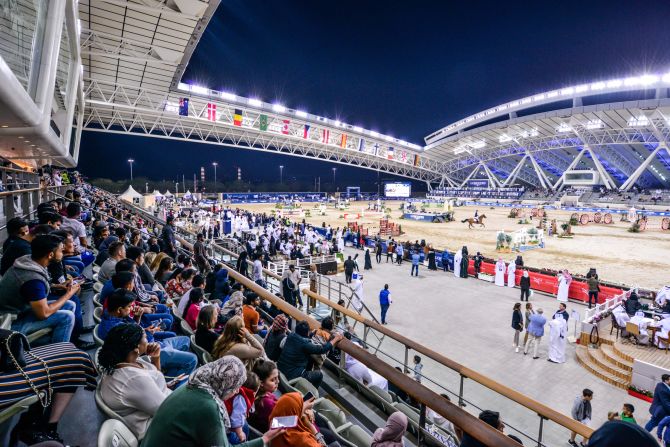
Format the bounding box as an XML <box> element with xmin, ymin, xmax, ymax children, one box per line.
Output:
<box><xmin>322</xmin><ymin>129</ymin><xmax>330</xmax><ymax>144</ymax></box>
<box><xmin>281</xmin><ymin>119</ymin><xmax>290</xmax><ymax>135</ymax></box>
<box><xmin>206</xmin><ymin>103</ymin><xmax>217</xmax><ymax>121</ymax></box>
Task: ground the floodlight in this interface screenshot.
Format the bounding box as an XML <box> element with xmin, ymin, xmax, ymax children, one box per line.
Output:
<box><xmin>248</xmin><ymin>98</ymin><xmax>262</xmax><ymax>107</ymax></box>
<box><xmin>221</xmin><ymin>92</ymin><xmax>236</xmax><ymax>101</ymax></box>
<box><xmin>191</xmin><ymin>85</ymin><xmax>208</xmax><ymax>94</ymax></box>
<box><xmin>272</xmin><ymin>104</ymin><xmax>286</xmax><ymax>113</ymax></box>
<box><xmin>295</xmin><ymin>110</ymin><xmax>308</xmax><ymax>118</ymax></box>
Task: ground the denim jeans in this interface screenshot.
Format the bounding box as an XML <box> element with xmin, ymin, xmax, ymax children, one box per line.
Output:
<box><xmin>645</xmin><ymin>414</ymin><xmax>664</xmax><ymax>432</ymax></box>
<box><xmin>380</xmin><ymin>304</ymin><xmax>389</xmax><ymax>324</ymax></box>
<box><xmin>227</xmin><ymin>423</ymin><xmax>250</xmax><ymax>445</ymax></box>
<box><xmin>140</xmin><ymin>304</ymin><xmax>174</xmax><ymax>330</ymax></box>
<box><xmin>12</xmin><ymin>300</ymin><xmax>75</xmax><ymax>343</ymax></box>
<box><xmin>48</xmin><ymin>293</ymin><xmax>83</xmax><ymax>340</ymax></box>
<box><xmin>63</xmin><ymin>257</ymin><xmax>85</xmax><ymax>276</ymax></box>
<box><xmin>411</xmin><ymin>265</ymin><xmax>419</xmax><ymax>276</ymax></box>
<box><xmin>159</xmin><ymin>336</ymin><xmax>197</xmax><ymax>379</ymax></box>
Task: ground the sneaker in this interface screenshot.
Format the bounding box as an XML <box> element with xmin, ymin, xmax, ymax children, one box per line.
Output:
<box><xmin>75</xmin><ymin>339</ymin><xmax>97</xmax><ymax>350</ymax></box>
<box><xmin>568</xmin><ymin>440</ymin><xmax>579</xmax><ymax>447</ymax></box>
<box><xmin>515</xmin><ymin>347</ymin><xmax>519</xmax><ymax>353</ymax></box>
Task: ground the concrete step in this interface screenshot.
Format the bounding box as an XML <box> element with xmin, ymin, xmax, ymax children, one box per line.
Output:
<box><xmin>599</xmin><ymin>343</ymin><xmax>633</xmax><ymax>372</ymax></box>
<box><xmin>575</xmin><ymin>345</ymin><xmax>629</xmax><ymax>390</ymax></box>
<box><xmin>586</xmin><ymin>346</ymin><xmax>632</xmax><ymax>380</ymax></box>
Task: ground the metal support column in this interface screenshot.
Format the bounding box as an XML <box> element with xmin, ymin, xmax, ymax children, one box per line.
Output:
<box><xmin>619</xmin><ymin>145</ymin><xmax>665</xmax><ymax>191</ymax></box>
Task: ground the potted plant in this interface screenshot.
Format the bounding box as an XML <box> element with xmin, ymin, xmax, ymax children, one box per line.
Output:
<box><xmin>505</xmin><ymin>234</ymin><xmax>513</xmax><ymax>249</ymax></box>
<box><xmin>627</xmin><ymin>385</ymin><xmax>653</xmax><ymax>403</ymax></box>
<box><xmin>496</xmin><ymin>232</ymin><xmax>506</xmax><ymax>250</ymax></box>
<box><xmin>628</xmin><ymin>222</ymin><xmax>640</xmax><ymax>233</ymax></box>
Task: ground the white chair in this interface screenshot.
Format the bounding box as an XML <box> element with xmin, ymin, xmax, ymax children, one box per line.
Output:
<box><xmin>180</xmin><ymin>319</ymin><xmax>194</xmax><ymax>336</ymax></box>
<box><xmin>93</xmin><ymin>325</ymin><xmax>105</xmax><ymax>346</ymax></box>
<box><xmin>93</xmin><ymin>282</ymin><xmax>104</xmax><ymax>293</ymax></box>
<box><xmin>93</xmin><ymin>293</ymin><xmax>103</xmax><ymax>308</ymax></box>
<box><xmin>93</xmin><ymin>307</ymin><xmax>103</xmax><ymax>324</ymax></box>
<box><xmin>97</xmin><ymin>419</ymin><xmax>138</xmax><ymax>447</ymax></box>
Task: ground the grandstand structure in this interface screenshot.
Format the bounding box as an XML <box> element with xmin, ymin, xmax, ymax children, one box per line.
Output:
<box><xmin>2</xmin><ymin>1</ymin><xmax>670</xmax><ymax>194</ymax></box>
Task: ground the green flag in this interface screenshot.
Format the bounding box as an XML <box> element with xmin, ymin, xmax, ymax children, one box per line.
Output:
<box><xmin>259</xmin><ymin>114</ymin><xmax>268</xmax><ymax>131</ymax></box>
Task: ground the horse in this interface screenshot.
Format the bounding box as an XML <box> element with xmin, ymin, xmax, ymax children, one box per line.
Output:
<box><xmin>461</xmin><ymin>214</ymin><xmax>487</xmax><ymax>229</ymax></box>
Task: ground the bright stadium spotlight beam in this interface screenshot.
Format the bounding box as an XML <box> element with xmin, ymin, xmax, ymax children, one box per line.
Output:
<box><xmin>221</xmin><ymin>92</ymin><xmax>236</xmax><ymax>101</ymax></box>
<box><xmin>127</xmin><ymin>158</ymin><xmax>135</xmax><ymax>181</ymax></box>
<box><xmin>248</xmin><ymin>98</ymin><xmax>263</xmax><ymax>107</ymax></box>
<box><xmin>272</xmin><ymin>104</ymin><xmax>286</xmax><ymax>113</ymax></box>
<box><xmin>295</xmin><ymin>110</ymin><xmax>308</xmax><ymax>118</ymax></box>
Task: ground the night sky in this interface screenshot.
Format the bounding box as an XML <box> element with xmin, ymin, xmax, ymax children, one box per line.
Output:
<box><xmin>78</xmin><ymin>0</ymin><xmax>670</xmax><ymax>189</ymax></box>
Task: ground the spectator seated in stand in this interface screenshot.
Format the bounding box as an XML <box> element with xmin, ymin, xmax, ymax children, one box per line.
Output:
<box><xmin>0</xmin><ymin>217</ymin><xmax>32</xmax><ymax>275</ymax></box>
<box><xmin>0</xmin><ymin>235</ymin><xmax>80</xmax><ymax>345</ymax></box>
<box><xmin>195</xmin><ymin>304</ymin><xmax>221</xmax><ymax>353</ymax></box>
<box><xmin>264</xmin><ymin>314</ymin><xmax>289</xmax><ymax>362</ymax></box>
<box><xmin>98</xmin><ymin>323</ymin><xmax>172</xmax><ymax>440</ymax></box>
<box><xmin>278</xmin><ymin>320</ymin><xmax>343</xmax><ymax>388</ymax></box>
<box><xmin>184</xmin><ymin>288</ymin><xmax>205</xmax><ymax>330</ymax></box>
<box><xmin>176</xmin><ymin>273</ymin><xmax>205</xmax><ymax>318</ymax></box>
<box><xmin>99</xmin><ymin>289</ymin><xmax>197</xmax><ymax>380</ymax></box>
<box><xmin>98</xmin><ymin>241</ymin><xmax>126</xmax><ymax>283</ymax></box>
<box><xmin>242</xmin><ymin>293</ymin><xmax>267</xmax><ymax>338</ymax></box>
<box><xmin>225</xmin><ymin>372</ymin><xmax>260</xmax><ymax>444</ymax></box>
<box><xmin>141</xmin><ymin>356</ymin><xmax>284</xmax><ymax>447</ymax></box>
<box><xmin>212</xmin><ymin>316</ymin><xmax>265</xmax><ymax>369</ymax></box>
<box><xmin>126</xmin><ymin>245</ymin><xmax>156</xmax><ymax>291</ymax></box>
<box><xmin>248</xmin><ymin>359</ymin><xmax>280</xmax><ymax>432</ymax></box>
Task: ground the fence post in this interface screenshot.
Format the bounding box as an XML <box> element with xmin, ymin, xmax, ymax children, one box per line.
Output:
<box><xmin>537</xmin><ymin>415</ymin><xmax>546</xmax><ymax>447</ymax></box>
<box><xmin>458</xmin><ymin>374</ymin><xmax>466</xmax><ymax>407</ymax></box>
<box><xmin>418</xmin><ymin>403</ymin><xmax>426</xmax><ymax>445</ymax></box>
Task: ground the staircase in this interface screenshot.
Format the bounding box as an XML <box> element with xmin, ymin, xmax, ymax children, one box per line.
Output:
<box><xmin>575</xmin><ymin>340</ymin><xmax>633</xmax><ymax>390</ymax></box>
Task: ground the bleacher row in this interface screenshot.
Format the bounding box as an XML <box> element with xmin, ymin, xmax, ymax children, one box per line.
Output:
<box><xmin>431</xmin><ymin>187</ymin><xmax>525</xmax><ymax>200</ymax></box>
<box><xmin>81</xmin><ymin>198</ymin><xmax>461</xmax><ymax>447</ymax></box>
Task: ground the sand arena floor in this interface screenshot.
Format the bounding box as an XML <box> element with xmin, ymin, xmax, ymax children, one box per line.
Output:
<box><xmin>233</xmin><ymin>201</ymin><xmax>670</xmax><ymax>289</ymax></box>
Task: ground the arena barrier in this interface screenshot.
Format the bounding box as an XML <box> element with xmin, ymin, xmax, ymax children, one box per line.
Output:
<box><xmin>460</xmin><ymin>201</ymin><xmax>670</xmax><ymax>217</ymax></box>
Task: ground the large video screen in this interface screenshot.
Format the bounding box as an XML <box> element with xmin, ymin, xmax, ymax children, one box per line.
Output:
<box><xmin>384</xmin><ymin>182</ymin><xmax>411</xmax><ymax>198</ymax></box>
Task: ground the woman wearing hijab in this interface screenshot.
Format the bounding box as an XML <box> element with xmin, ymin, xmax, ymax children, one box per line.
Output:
<box><xmin>268</xmin><ymin>392</ymin><xmax>323</xmax><ymax>447</ymax></box>
<box><xmin>142</xmin><ymin>356</ymin><xmax>284</xmax><ymax>447</ymax></box>
<box><xmin>364</xmin><ymin>248</ymin><xmax>373</xmax><ymax>270</ymax></box>
<box><xmin>265</xmin><ymin>314</ymin><xmax>289</xmax><ymax>361</ymax></box>
<box><xmin>459</xmin><ymin>246</ymin><xmax>469</xmax><ymax>278</ymax></box>
<box><xmin>557</xmin><ymin>269</ymin><xmax>572</xmax><ymax>303</ymax></box>
<box><xmin>372</xmin><ymin>411</ymin><xmax>408</xmax><ymax>447</ymax></box>
<box><xmin>222</xmin><ymin>285</ymin><xmax>245</xmax><ymax>316</ymax></box>
<box><xmin>427</xmin><ymin>248</ymin><xmax>437</xmax><ymax>270</ymax></box>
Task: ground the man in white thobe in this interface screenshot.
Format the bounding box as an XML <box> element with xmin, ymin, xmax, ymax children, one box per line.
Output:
<box><xmin>507</xmin><ymin>259</ymin><xmax>517</xmax><ymax>288</ymax></box>
<box><xmin>547</xmin><ymin>315</ymin><xmax>567</xmax><ymax>363</ymax></box>
<box><xmin>351</xmin><ymin>273</ymin><xmax>364</xmax><ymax>313</ymax></box>
<box><xmin>494</xmin><ymin>258</ymin><xmax>506</xmax><ymax>286</ymax></box>
<box><xmin>453</xmin><ymin>249</ymin><xmax>462</xmax><ymax>278</ymax></box>
<box><xmin>655</xmin><ymin>286</ymin><xmax>670</xmax><ymax>308</ymax></box>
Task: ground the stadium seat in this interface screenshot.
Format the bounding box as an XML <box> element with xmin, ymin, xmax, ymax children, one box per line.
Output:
<box><xmin>335</xmin><ymin>422</ymin><xmax>373</xmax><ymax>447</ymax></box>
<box><xmin>287</xmin><ymin>377</ymin><xmax>319</xmax><ymax>399</ymax></box>
<box><xmin>180</xmin><ymin>319</ymin><xmax>194</xmax><ymax>336</ymax></box>
<box><xmin>324</xmin><ymin>419</ymin><xmax>357</xmax><ymax>447</ymax></box>
<box><xmin>203</xmin><ymin>351</ymin><xmax>213</xmax><ymax>363</ymax></box>
<box><xmin>97</xmin><ymin>419</ymin><xmax>138</xmax><ymax>447</ymax></box>
<box><xmin>392</xmin><ymin>401</ymin><xmax>420</xmax><ymax>435</ymax></box>
<box><xmin>0</xmin><ymin>393</ymin><xmax>40</xmax><ymax>425</ymax></box>
<box><xmin>0</xmin><ymin>314</ymin><xmax>52</xmax><ymax>344</ymax></box>
<box><xmin>0</xmin><ymin>313</ymin><xmax>14</xmax><ymax>330</ymax></box>
<box><xmin>314</xmin><ymin>398</ymin><xmax>347</xmax><ymax>427</ymax></box>
<box><xmin>93</xmin><ymin>282</ymin><xmax>103</xmax><ymax>293</ymax></box>
<box><xmin>92</xmin><ymin>273</ymin><xmax>99</xmax><ymax>282</ymax></box>
<box><xmin>190</xmin><ymin>335</ymin><xmax>209</xmax><ymax>363</ymax></box>
<box><xmin>93</xmin><ymin>325</ymin><xmax>105</xmax><ymax>346</ymax></box>
<box><xmin>94</xmin><ymin>387</ymin><xmax>125</xmax><ymax>424</ymax></box>
<box><xmin>93</xmin><ymin>293</ymin><xmax>103</xmax><ymax>308</ymax></box>
<box><xmin>278</xmin><ymin>371</ymin><xmax>298</xmax><ymax>394</ymax></box>
<box><xmin>93</xmin><ymin>306</ymin><xmax>103</xmax><ymax>324</ymax></box>
<box><xmin>368</xmin><ymin>385</ymin><xmax>395</xmax><ymax>414</ymax></box>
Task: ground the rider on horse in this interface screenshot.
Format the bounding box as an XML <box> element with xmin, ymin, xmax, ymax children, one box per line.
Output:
<box><xmin>474</xmin><ymin>210</ymin><xmax>479</xmax><ymax>223</ymax></box>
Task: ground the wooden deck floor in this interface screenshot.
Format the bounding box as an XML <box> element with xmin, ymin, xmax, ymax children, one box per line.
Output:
<box><xmin>597</xmin><ymin>321</ymin><xmax>670</xmax><ymax>370</ymax></box>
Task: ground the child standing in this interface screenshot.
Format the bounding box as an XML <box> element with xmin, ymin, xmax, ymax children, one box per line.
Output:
<box><xmin>620</xmin><ymin>403</ymin><xmax>636</xmax><ymax>424</ymax></box>
<box><xmin>413</xmin><ymin>355</ymin><xmax>423</xmax><ymax>384</ymax></box>
<box><xmin>225</xmin><ymin>372</ymin><xmax>260</xmax><ymax>444</ymax></box>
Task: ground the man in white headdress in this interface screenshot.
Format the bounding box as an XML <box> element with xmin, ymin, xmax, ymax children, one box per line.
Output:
<box><xmin>453</xmin><ymin>248</ymin><xmax>462</xmax><ymax>278</ymax></box>
<box><xmin>494</xmin><ymin>258</ymin><xmax>506</xmax><ymax>286</ymax></box>
<box><xmin>351</xmin><ymin>273</ymin><xmax>364</xmax><ymax>313</ymax></box>
<box><xmin>547</xmin><ymin>315</ymin><xmax>568</xmax><ymax>363</ymax></box>
<box><xmin>507</xmin><ymin>259</ymin><xmax>517</xmax><ymax>288</ymax></box>
<box><xmin>557</xmin><ymin>270</ymin><xmax>571</xmax><ymax>303</ymax></box>
<box><xmin>655</xmin><ymin>285</ymin><xmax>670</xmax><ymax>309</ymax></box>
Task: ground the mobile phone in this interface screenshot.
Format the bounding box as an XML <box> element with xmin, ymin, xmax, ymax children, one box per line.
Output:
<box><xmin>270</xmin><ymin>415</ymin><xmax>298</xmax><ymax>429</ymax></box>
<box><xmin>167</xmin><ymin>373</ymin><xmax>188</xmax><ymax>386</ymax></box>
<box><xmin>302</xmin><ymin>391</ymin><xmax>314</xmax><ymax>402</ymax></box>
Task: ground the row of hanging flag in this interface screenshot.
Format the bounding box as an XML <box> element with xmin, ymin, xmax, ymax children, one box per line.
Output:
<box><xmin>177</xmin><ymin>98</ymin><xmax>421</xmax><ymax>167</ymax></box>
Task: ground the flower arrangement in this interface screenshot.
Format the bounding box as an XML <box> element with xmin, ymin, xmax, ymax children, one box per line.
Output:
<box><xmin>587</xmin><ymin>309</ymin><xmax>612</xmax><ymax>324</ymax></box>
<box><xmin>628</xmin><ymin>385</ymin><xmax>653</xmax><ymax>398</ymax></box>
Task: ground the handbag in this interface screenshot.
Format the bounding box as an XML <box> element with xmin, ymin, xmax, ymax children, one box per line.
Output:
<box><xmin>0</xmin><ymin>329</ymin><xmax>52</xmax><ymax>408</ymax></box>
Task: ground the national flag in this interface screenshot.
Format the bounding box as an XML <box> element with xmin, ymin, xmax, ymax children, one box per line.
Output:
<box><xmin>400</xmin><ymin>151</ymin><xmax>407</xmax><ymax>163</ymax></box>
<box><xmin>388</xmin><ymin>147</ymin><xmax>395</xmax><ymax>160</ymax></box>
<box><xmin>206</xmin><ymin>103</ymin><xmax>217</xmax><ymax>121</ymax></box>
<box><xmin>259</xmin><ymin>114</ymin><xmax>268</xmax><ymax>131</ymax></box>
<box><xmin>413</xmin><ymin>154</ymin><xmax>420</xmax><ymax>167</ymax></box>
<box><xmin>358</xmin><ymin>138</ymin><xmax>365</xmax><ymax>152</ymax></box>
<box><xmin>233</xmin><ymin>109</ymin><xmax>243</xmax><ymax>126</ymax></box>
<box><xmin>322</xmin><ymin>129</ymin><xmax>330</xmax><ymax>144</ymax></box>
<box><xmin>281</xmin><ymin>120</ymin><xmax>290</xmax><ymax>135</ymax></box>
<box><xmin>372</xmin><ymin>143</ymin><xmax>379</xmax><ymax>156</ymax></box>
<box><xmin>303</xmin><ymin>124</ymin><xmax>311</xmax><ymax>139</ymax></box>
<box><xmin>340</xmin><ymin>134</ymin><xmax>348</xmax><ymax>149</ymax></box>
<box><xmin>179</xmin><ymin>98</ymin><xmax>189</xmax><ymax>116</ymax></box>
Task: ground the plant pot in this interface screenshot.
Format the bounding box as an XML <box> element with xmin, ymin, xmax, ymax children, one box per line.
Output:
<box><xmin>628</xmin><ymin>390</ymin><xmax>653</xmax><ymax>403</ymax></box>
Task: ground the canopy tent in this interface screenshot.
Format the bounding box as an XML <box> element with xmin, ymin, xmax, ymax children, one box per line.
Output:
<box><xmin>163</xmin><ymin>190</ymin><xmax>174</xmax><ymax>197</ymax></box>
<box><xmin>184</xmin><ymin>190</ymin><xmax>193</xmax><ymax>198</ymax></box>
<box><xmin>152</xmin><ymin>190</ymin><xmax>164</xmax><ymax>198</ymax></box>
<box><xmin>118</xmin><ymin>185</ymin><xmax>143</xmax><ymax>203</ymax></box>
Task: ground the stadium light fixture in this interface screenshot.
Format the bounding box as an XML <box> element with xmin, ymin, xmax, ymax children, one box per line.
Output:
<box><xmin>191</xmin><ymin>85</ymin><xmax>208</xmax><ymax>95</ymax></box>
<box><xmin>585</xmin><ymin>119</ymin><xmax>603</xmax><ymax>130</ymax></box>
<box><xmin>221</xmin><ymin>92</ymin><xmax>236</xmax><ymax>101</ymax></box>
<box><xmin>662</xmin><ymin>73</ymin><xmax>670</xmax><ymax>83</ymax></box>
<box><xmin>575</xmin><ymin>85</ymin><xmax>589</xmax><ymax>93</ymax></box>
<box><xmin>560</xmin><ymin>87</ymin><xmax>575</xmax><ymax>95</ymax></box>
<box><xmin>248</xmin><ymin>98</ymin><xmax>262</xmax><ymax>107</ymax></box>
<box><xmin>546</xmin><ymin>91</ymin><xmax>559</xmax><ymax>98</ymax></box>
<box><xmin>353</xmin><ymin>126</ymin><xmax>363</xmax><ymax>133</ymax></box>
<box><xmin>471</xmin><ymin>140</ymin><xmax>486</xmax><ymax>149</ymax></box>
<box><xmin>606</xmin><ymin>79</ymin><xmax>623</xmax><ymax>88</ymax></box>
<box><xmin>557</xmin><ymin>123</ymin><xmax>572</xmax><ymax>133</ymax></box>
<box><xmin>453</xmin><ymin>145</ymin><xmax>470</xmax><ymax>155</ymax></box>
<box><xmin>272</xmin><ymin>104</ymin><xmax>286</xmax><ymax>113</ymax></box>
<box><xmin>639</xmin><ymin>74</ymin><xmax>659</xmax><ymax>85</ymax></box>
<box><xmin>295</xmin><ymin>110</ymin><xmax>308</xmax><ymax>118</ymax></box>
<box><xmin>369</xmin><ymin>131</ymin><xmax>379</xmax><ymax>138</ymax></box>
<box><xmin>590</xmin><ymin>81</ymin><xmax>606</xmax><ymax>91</ymax></box>
<box><xmin>628</xmin><ymin>115</ymin><xmax>649</xmax><ymax>127</ymax></box>
<box><xmin>177</xmin><ymin>82</ymin><xmax>189</xmax><ymax>91</ymax></box>
<box><xmin>499</xmin><ymin>134</ymin><xmax>513</xmax><ymax>143</ymax></box>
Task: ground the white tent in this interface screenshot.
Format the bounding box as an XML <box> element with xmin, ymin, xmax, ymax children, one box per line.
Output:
<box><xmin>152</xmin><ymin>190</ymin><xmax>164</xmax><ymax>198</ymax></box>
<box><xmin>119</xmin><ymin>185</ymin><xmax>143</xmax><ymax>203</ymax></box>
<box><xmin>184</xmin><ymin>190</ymin><xmax>193</xmax><ymax>198</ymax></box>
<box><xmin>163</xmin><ymin>190</ymin><xmax>174</xmax><ymax>197</ymax></box>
